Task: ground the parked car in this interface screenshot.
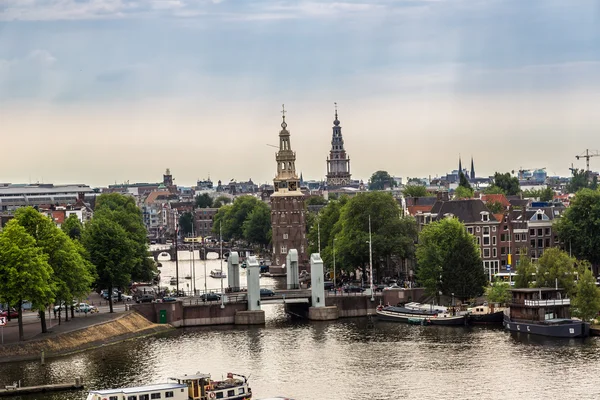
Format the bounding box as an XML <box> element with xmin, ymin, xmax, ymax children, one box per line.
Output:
<box><xmin>343</xmin><ymin>285</ymin><xmax>365</xmax><ymax>293</ymax></box>
<box><xmin>75</xmin><ymin>303</ymin><xmax>99</xmax><ymax>313</ymax></box>
<box><xmin>324</xmin><ymin>281</ymin><xmax>334</xmax><ymax>291</ymax></box>
<box><xmin>54</xmin><ymin>301</ymin><xmax>77</xmax><ymax>312</ymax></box>
<box><xmin>0</xmin><ymin>308</ymin><xmax>18</xmax><ymax>318</ymax></box>
<box><xmin>111</xmin><ymin>293</ymin><xmax>132</xmax><ymax>302</ymax></box>
<box><xmin>260</xmin><ymin>288</ymin><xmax>275</xmax><ymax>297</ymax></box>
<box><xmin>162</xmin><ymin>296</ymin><xmax>177</xmax><ymax>303</ymax></box>
<box><xmin>200</xmin><ymin>293</ymin><xmax>221</xmax><ymax>302</ymax></box>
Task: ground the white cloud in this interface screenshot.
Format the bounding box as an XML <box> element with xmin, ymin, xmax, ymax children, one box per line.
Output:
<box><xmin>28</xmin><ymin>49</ymin><xmax>57</xmax><ymax>67</ymax></box>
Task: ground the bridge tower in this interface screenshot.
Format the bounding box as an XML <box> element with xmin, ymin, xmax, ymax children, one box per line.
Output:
<box><xmin>234</xmin><ymin>255</ymin><xmax>265</xmax><ymax>325</ymax></box>
<box><xmin>270</xmin><ymin>105</ymin><xmax>309</xmax><ymax>272</ymax></box>
<box><xmin>227</xmin><ymin>252</ymin><xmax>240</xmax><ymax>292</ymax></box>
<box><xmin>286</xmin><ymin>249</ymin><xmax>300</xmax><ymax>290</ymax></box>
<box><xmin>308</xmin><ymin>253</ymin><xmax>339</xmax><ymax>320</ymax></box>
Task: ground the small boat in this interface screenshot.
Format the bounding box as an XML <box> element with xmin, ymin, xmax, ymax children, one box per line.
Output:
<box><xmin>468</xmin><ymin>304</ymin><xmax>505</xmax><ymax>325</ymax></box>
<box><xmin>170</xmin><ymin>277</ymin><xmax>177</xmax><ymax>285</ymax></box>
<box><xmin>210</xmin><ymin>269</ymin><xmax>227</xmax><ymax>279</ymax></box>
<box><xmin>87</xmin><ymin>372</ymin><xmax>251</xmax><ymax>400</ymax></box>
<box><xmin>503</xmin><ymin>287</ymin><xmax>589</xmax><ymax>338</ymax></box>
<box><xmin>376</xmin><ymin>304</ymin><xmax>467</xmax><ymax>326</ymax></box>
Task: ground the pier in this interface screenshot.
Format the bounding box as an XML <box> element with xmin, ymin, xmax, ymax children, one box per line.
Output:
<box><xmin>0</xmin><ymin>378</ymin><xmax>84</xmax><ymax>397</ymax></box>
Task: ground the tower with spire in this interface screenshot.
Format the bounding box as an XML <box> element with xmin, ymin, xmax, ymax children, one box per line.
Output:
<box><xmin>271</xmin><ymin>105</ymin><xmax>309</xmax><ymax>269</ymax></box>
<box><xmin>458</xmin><ymin>156</ymin><xmax>462</xmax><ymax>175</ymax></box>
<box><xmin>470</xmin><ymin>156</ymin><xmax>475</xmax><ymax>180</ymax></box>
<box><xmin>326</xmin><ymin>103</ymin><xmax>352</xmax><ymax>188</ymax></box>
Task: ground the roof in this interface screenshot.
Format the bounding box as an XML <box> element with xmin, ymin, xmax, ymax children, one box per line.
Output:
<box><xmin>145</xmin><ymin>190</ymin><xmax>173</xmax><ymax>204</ymax></box>
<box><xmin>89</xmin><ymin>383</ymin><xmax>187</xmax><ymax>395</ymax></box>
<box><xmin>481</xmin><ymin>194</ymin><xmax>511</xmax><ymax>207</ymax></box>
<box><xmin>0</xmin><ymin>184</ymin><xmax>94</xmax><ymax>196</ymax></box>
<box><xmin>430</xmin><ymin>199</ymin><xmax>498</xmax><ymax>224</ymax></box>
<box><xmin>171</xmin><ymin>373</ymin><xmax>211</xmax><ymax>380</ymax></box>
<box><xmin>407</xmin><ymin>205</ymin><xmax>435</xmax><ymax>216</ymax></box>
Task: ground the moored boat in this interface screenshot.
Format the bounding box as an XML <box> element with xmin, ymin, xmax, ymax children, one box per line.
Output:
<box><xmin>86</xmin><ymin>372</ymin><xmax>251</xmax><ymax>400</ymax></box>
<box><xmin>170</xmin><ymin>277</ymin><xmax>178</xmax><ymax>285</ymax></box>
<box><xmin>468</xmin><ymin>304</ymin><xmax>505</xmax><ymax>325</ymax></box>
<box><xmin>210</xmin><ymin>269</ymin><xmax>227</xmax><ymax>279</ymax></box>
<box><xmin>503</xmin><ymin>288</ymin><xmax>589</xmax><ymax>338</ymax></box>
<box><xmin>376</xmin><ymin>305</ymin><xmax>467</xmax><ymax>326</ymax></box>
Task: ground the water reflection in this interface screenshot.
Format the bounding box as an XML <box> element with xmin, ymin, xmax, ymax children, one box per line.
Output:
<box><xmin>1</xmin><ymin>310</ymin><xmax>600</xmax><ymax>400</ymax></box>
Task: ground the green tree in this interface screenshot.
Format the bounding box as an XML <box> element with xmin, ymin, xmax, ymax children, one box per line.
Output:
<box><xmin>213</xmin><ymin>195</ymin><xmax>232</xmax><ymax>208</ymax></box>
<box><xmin>486</xmin><ymin>280</ymin><xmax>512</xmax><ymax>304</ymax></box>
<box><xmin>14</xmin><ymin>207</ymin><xmax>94</xmax><ymax>329</ymax></box>
<box><xmin>492</xmin><ymin>172</ymin><xmax>520</xmax><ymax>195</ymax></box>
<box><xmin>417</xmin><ymin>218</ymin><xmax>485</xmax><ymax>302</ymax></box>
<box><xmin>82</xmin><ymin>216</ymin><xmax>136</xmax><ymax>313</ymax></box>
<box><xmin>514</xmin><ymin>255</ymin><xmax>536</xmax><ymax>288</ymax></box>
<box><xmin>555</xmin><ymin>189</ymin><xmax>600</xmax><ymax>270</ymax></box>
<box><xmin>535</xmin><ymin>247</ymin><xmax>578</xmax><ymax>296</ymax></box>
<box><xmin>0</xmin><ymin>220</ymin><xmax>53</xmax><ymax>341</ymax></box>
<box><xmin>572</xmin><ymin>267</ymin><xmax>600</xmax><ymax>322</ymax></box>
<box><xmin>93</xmin><ymin>193</ymin><xmax>154</xmax><ymax>282</ymax></box>
<box><xmin>195</xmin><ymin>193</ymin><xmax>213</xmax><ymax>208</ymax></box>
<box><xmin>403</xmin><ymin>185</ymin><xmax>429</xmax><ymax>197</ymax></box>
<box><xmin>306</xmin><ymin>196</ymin><xmax>328</xmax><ymax>206</ymax></box>
<box><xmin>333</xmin><ymin>192</ymin><xmax>417</xmax><ymax>283</ymax></box>
<box><xmin>567</xmin><ymin>169</ymin><xmax>591</xmax><ymax>194</ymax></box>
<box><xmin>368</xmin><ymin>170</ymin><xmax>396</xmax><ymax>191</ymax></box>
<box><xmin>454</xmin><ymin>186</ymin><xmax>474</xmax><ymax>199</ymax></box>
<box><xmin>459</xmin><ymin>171</ymin><xmax>472</xmax><ymax>190</ymax></box>
<box><xmin>483</xmin><ymin>185</ymin><xmax>505</xmax><ymax>195</ymax></box>
<box><xmin>486</xmin><ymin>200</ymin><xmax>504</xmax><ymax>214</ymax></box>
<box><xmin>179</xmin><ymin>212</ymin><xmax>194</xmax><ymax>237</ymax></box>
<box><xmin>61</xmin><ymin>214</ymin><xmax>84</xmax><ymax>240</ymax></box>
<box><xmin>213</xmin><ymin>196</ymin><xmax>264</xmax><ymax>241</ymax></box>
<box><xmin>522</xmin><ymin>187</ymin><xmax>554</xmax><ymax>202</ymax></box>
<box><xmin>242</xmin><ymin>202</ymin><xmax>272</xmax><ymax>247</ymax></box>
<box><xmin>307</xmin><ymin>196</ymin><xmax>348</xmax><ymax>260</ymax></box>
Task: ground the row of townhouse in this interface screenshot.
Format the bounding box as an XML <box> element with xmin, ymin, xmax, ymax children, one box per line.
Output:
<box><xmin>411</xmin><ymin>193</ymin><xmax>565</xmax><ymax>281</ymax></box>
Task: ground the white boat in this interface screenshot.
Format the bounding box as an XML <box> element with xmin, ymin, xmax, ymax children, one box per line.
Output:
<box><xmin>87</xmin><ymin>372</ymin><xmax>251</xmax><ymax>400</ymax></box>
<box><xmin>210</xmin><ymin>269</ymin><xmax>227</xmax><ymax>279</ymax></box>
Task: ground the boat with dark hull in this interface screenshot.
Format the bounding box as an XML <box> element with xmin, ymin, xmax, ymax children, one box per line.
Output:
<box><xmin>468</xmin><ymin>304</ymin><xmax>505</xmax><ymax>325</ymax></box>
<box><xmin>376</xmin><ymin>305</ymin><xmax>467</xmax><ymax>326</ymax></box>
<box><xmin>503</xmin><ymin>288</ymin><xmax>589</xmax><ymax>338</ymax></box>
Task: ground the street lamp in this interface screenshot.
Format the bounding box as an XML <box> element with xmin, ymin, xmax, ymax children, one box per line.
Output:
<box><xmin>203</xmin><ymin>246</ymin><xmax>207</xmax><ymax>295</ymax></box>
<box><xmin>220</xmin><ymin>221</ymin><xmax>224</xmax><ymax>309</ymax></box>
<box><xmin>368</xmin><ymin>215</ymin><xmax>374</xmax><ymax>302</ymax></box>
<box><xmin>333</xmin><ymin>238</ymin><xmax>336</xmax><ymax>291</ymax></box>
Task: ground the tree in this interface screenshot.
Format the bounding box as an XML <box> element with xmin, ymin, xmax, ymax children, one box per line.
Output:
<box><xmin>492</xmin><ymin>172</ymin><xmax>520</xmax><ymax>196</ymax></box>
<box><xmin>486</xmin><ymin>200</ymin><xmax>504</xmax><ymax>214</ymax></box>
<box><xmin>242</xmin><ymin>202</ymin><xmax>272</xmax><ymax>247</ymax></box>
<box><xmin>307</xmin><ymin>196</ymin><xmax>348</xmax><ymax>260</ymax></box>
<box><xmin>82</xmin><ymin>216</ymin><xmax>136</xmax><ymax>313</ymax></box>
<box><xmin>213</xmin><ymin>196</ymin><xmax>264</xmax><ymax>241</ymax></box>
<box><xmin>403</xmin><ymin>185</ymin><xmax>429</xmax><ymax>198</ymax></box>
<box><xmin>459</xmin><ymin>171</ymin><xmax>472</xmax><ymax>190</ymax></box>
<box><xmin>514</xmin><ymin>255</ymin><xmax>536</xmax><ymax>289</ymax></box>
<box><xmin>483</xmin><ymin>185</ymin><xmax>505</xmax><ymax>195</ymax></box>
<box><xmin>486</xmin><ymin>280</ymin><xmax>512</xmax><ymax>304</ymax></box>
<box><xmin>61</xmin><ymin>214</ymin><xmax>84</xmax><ymax>240</ymax></box>
<box><xmin>567</xmin><ymin>169</ymin><xmax>591</xmax><ymax>194</ymax></box>
<box><xmin>522</xmin><ymin>187</ymin><xmax>554</xmax><ymax>202</ymax></box>
<box><xmin>333</xmin><ymin>192</ymin><xmax>417</xmax><ymax>283</ymax></box>
<box><xmin>0</xmin><ymin>220</ymin><xmax>53</xmax><ymax>340</ymax></box>
<box><xmin>179</xmin><ymin>212</ymin><xmax>194</xmax><ymax>237</ymax></box>
<box><xmin>535</xmin><ymin>248</ymin><xmax>578</xmax><ymax>297</ymax></box>
<box><xmin>368</xmin><ymin>170</ymin><xmax>396</xmax><ymax>191</ymax></box>
<box><xmin>454</xmin><ymin>186</ymin><xmax>474</xmax><ymax>199</ymax></box>
<box><xmin>555</xmin><ymin>189</ymin><xmax>600</xmax><ymax>272</ymax></box>
<box><xmin>93</xmin><ymin>193</ymin><xmax>154</xmax><ymax>283</ymax></box>
<box><xmin>306</xmin><ymin>196</ymin><xmax>328</xmax><ymax>206</ymax></box>
<box><xmin>195</xmin><ymin>193</ymin><xmax>213</xmax><ymax>209</ymax></box>
<box><xmin>416</xmin><ymin>217</ymin><xmax>486</xmax><ymax>302</ymax></box>
<box><xmin>572</xmin><ymin>267</ymin><xmax>600</xmax><ymax>322</ymax></box>
<box><xmin>213</xmin><ymin>195</ymin><xmax>232</xmax><ymax>208</ymax></box>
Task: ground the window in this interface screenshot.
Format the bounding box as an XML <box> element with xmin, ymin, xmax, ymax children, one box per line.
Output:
<box><xmin>280</xmin><ymin>245</ymin><xmax>287</xmax><ymax>254</ymax></box>
<box><xmin>283</xmin><ymin>233</ymin><xmax>288</xmax><ymax>239</ymax></box>
<box><xmin>536</xmin><ymin>213</ymin><xmax>543</xmax><ymax>220</ymax></box>
<box><xmin>151</xmin><ymin>394</ymin><xmax>161</xmax><ymax>399</ymax></box>
<box><xmin>503</xmin><ymin>225</ymin><xmax>507</xmax><ymax>231</ymax></box>
<box><xmin>128</xmin><ymin>396</ymin><xmax>137</xmax><ymax>400</ymax></box>
<box><xmin>545</xmin><ymin>228</ymin><xmax>550</xmax><ymax>236</ymax></box>
<box><xmin>476</xmin><ymin>237</ymin><xmax>481</xmax><ymax>245</ymax></box>
<box><xmin>492</xmin><ymin>248</ymin><xmax>497</xmax><ymax>258</ymax></box>
<box><xmin>140</xmin><ymin>395</ymin><xmax>149</xmax><ymax>400</ymax></box>
<box><xmin>165</xmin><ymin>392</ymin><xmax>174</xmax><ymax>398</ymax></box>
<box><xmin>483</xmin><ymin>248</ymin><xmax>490</xmax><ymax>258</ymax></box>
<box><xmin>238</xmin><ymin>388</ymin><xmax>245</xmax><ymax>395</ymax></box>
<box><xmin>537</xmin><ymin>228</ymin><xmax>543</xmax><ymax>236</ymax></box>
<box><xmin>515</xmin><ymin>233</ymin><xmax>521</xmax><ymax>242</ymax></box>
<box><xmin>476</xmin><ymin>226</ymin><xmax>481</xmax><ymax>232</ymax></box>
<box><xmin>545</xmin><ymin>238</ymin><xmax>550</xmax><ymax>248</ymax></box>
<box><xmin>530</xmin><ymin>229</ymin><xmax>535</xmax><ymax>236</ymax></box>
<box><xmin>216</xmin><ymin>392</ymin><xmax>224</xmax><ymax>399</ymax></box>
<box><xmin>500</xmin><ymin>234</ymin><xmax>506</xmax><ymax>242</ymax></box>
<box><xmin>110</xmin><ymin>397</ymin><xmax>119</xmax><ymax>400</ymax></box>
<box><xmin>530</xmin><ymin>239</ymin><xmax>536</xmax><ymax>248</ymax></box>
<box><xmin>492</xmin><ymin>236</ymin><xmax>496</xmax><ymax>246</ymax></box>
<box><xmin>467</xmin><ymin>227</ymin><xmax>474</xmax><ymax>234</ymax></box>
<box><xmin>228</xmin><ymin>390</ymin><xmax>235</xmax><ymax>397</ymax></box>
<box><xmin>482</xmin><ymin>213</ymin><xmax>489</xmax><ymax>222</ymax></box>
<box><xmin>554</xmin><ymin>235</ymin><xmax>559</xmax><ymax>243</ymax></box>
<box><xmin>538</xmin><ymin>239</ymin><xmax>543</xmax><ymax>248</ymax></box>
<box><xmin>483</xmin><ymin>227</ymin><xmax>490</xmax><ymax>235</ymax></box>
<box><xmin>501</xmin><ymin>247</ymin><xmax>506</xmax><ymax>255</ymax></box>
<box><xmin>492</xmin><ymin>226</ymin><xmax>497</xmax><ymax>232</ymax></box>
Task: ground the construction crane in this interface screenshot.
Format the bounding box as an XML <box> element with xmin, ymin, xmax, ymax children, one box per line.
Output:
<box><xmin>575</xmin><ymin>149</ymin><xmax>600</xmax><ymax>172</ymax></box>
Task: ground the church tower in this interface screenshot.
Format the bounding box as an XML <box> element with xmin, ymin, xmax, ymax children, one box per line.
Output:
<box><xmin>470</xmin><ymin>156</ymin><xmax>476</xmax><ymax>180</ymax></box>
<box><xmin>326</xmin><ymin>103</ymin><xmax>352</xmax><ymax>188</ymax></box>
<box><xmin>271</xmin><ymin>105</ymin><xmax>309</xmax><ymax>269</ymax></box>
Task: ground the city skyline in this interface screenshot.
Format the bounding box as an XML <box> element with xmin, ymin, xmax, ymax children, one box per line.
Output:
<box><xmin>1</xmin><ymin>0</ymin><xmax>599</xmax><ymax>187</ymax></box>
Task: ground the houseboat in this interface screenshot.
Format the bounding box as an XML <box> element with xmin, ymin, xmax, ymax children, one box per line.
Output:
<box><xmin>210</xmin><ymin>269</ymin><xmax>227</xmax><ymax>279</ymax></box>
<box><xmin>468</xmin><ymin>304</ymin><xmax>505</xmax><ymax>325</ymax></box>
<box><xmin>86</xmin><ymin>372</ymin><xmax>251</xmax><ymax>400</ymax></box>
<box><xmin>503</xmin><ymin>288</ymin><xmax>589</xmax><ymax>338</ymax></box>
<box><xmin>376</xmin><ymin>304</ymin><xmax>467</xmax><ymax>326</ymax></box>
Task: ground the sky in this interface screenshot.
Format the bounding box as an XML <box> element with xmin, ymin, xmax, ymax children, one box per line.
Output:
<box><xmin>1</xmin><ymin>0</ymin><xmax>600</xmax><ymax>188</ymax></box>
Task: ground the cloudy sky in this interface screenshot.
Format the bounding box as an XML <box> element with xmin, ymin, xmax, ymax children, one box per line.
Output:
<box><xmin>1</xmin><ymin>0</ymin><xmax>600</xmax><ymax>187</ymax></box>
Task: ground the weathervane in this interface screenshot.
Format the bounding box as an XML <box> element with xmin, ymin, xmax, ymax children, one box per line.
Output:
<box><xmin>281</xmin><ymin>104</ymin><xmax>287</xmax><ymax>129</ymax></box>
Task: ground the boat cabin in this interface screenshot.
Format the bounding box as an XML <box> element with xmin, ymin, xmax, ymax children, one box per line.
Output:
<box><xmin>87</xmin><ymin>383</ymin><xmax>188</xmax><ymax>400</ymax></box>
<box><xmin>509</xmin><ymin>288</ymin><xmax>571</xmax><ymax>323</ymax></box>
<box><xmin>170</xmin><ymin>373</ymin><xmax>250</xmax><ymax>400</ymax></box>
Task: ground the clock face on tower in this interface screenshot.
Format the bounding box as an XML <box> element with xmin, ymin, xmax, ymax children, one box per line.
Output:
<box><xmin>289</xmin><ymin>182</ymin><xmax>297</xmax><ymax>191</ymax></box>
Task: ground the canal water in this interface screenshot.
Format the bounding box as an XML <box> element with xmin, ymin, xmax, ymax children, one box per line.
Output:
<box><xmin>1</xmin><ymin>305</ymin><xmax>600</xmax><ymax>400</ymax></box>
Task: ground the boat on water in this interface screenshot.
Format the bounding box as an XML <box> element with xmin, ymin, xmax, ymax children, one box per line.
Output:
<box><xmin>170</xmin><ymin>277</ymin><xmax>178</xmax><ymax>285</ymax></box>
<box><xmin>503</xmin><ymin>288</ymin><xmax>589</xmax><ymax>338</ymax></box>
<box><xmin>468</xmin><ymin>304</ymin><xmax>505</xmax><ymax>325</ymax></box>
<box><xmin>210</xmin><ymin>269</ymin><xmax>227</xmax><ymax>279</ymax></box>
<box><xmin>376</xmin><ymin>304</ymin><xmax>467</xmax><ymax>326</ymax></box>
<box><xmin>86</xmin><ymin>372</ymin><xmax>251</xmax><ymax>400</ymax></box>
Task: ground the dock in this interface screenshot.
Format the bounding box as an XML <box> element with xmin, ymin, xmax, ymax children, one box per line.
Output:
<box><xmin>0</xmin><ymin>378</ymin><xmax>84</xmax><ymax>397</ymax></box>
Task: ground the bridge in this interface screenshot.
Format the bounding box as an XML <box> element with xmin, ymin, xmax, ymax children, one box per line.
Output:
<box><xmin>149</xmin><ymin>245</ymin><xmax>257</xmax><ymax>262</ymax></box>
